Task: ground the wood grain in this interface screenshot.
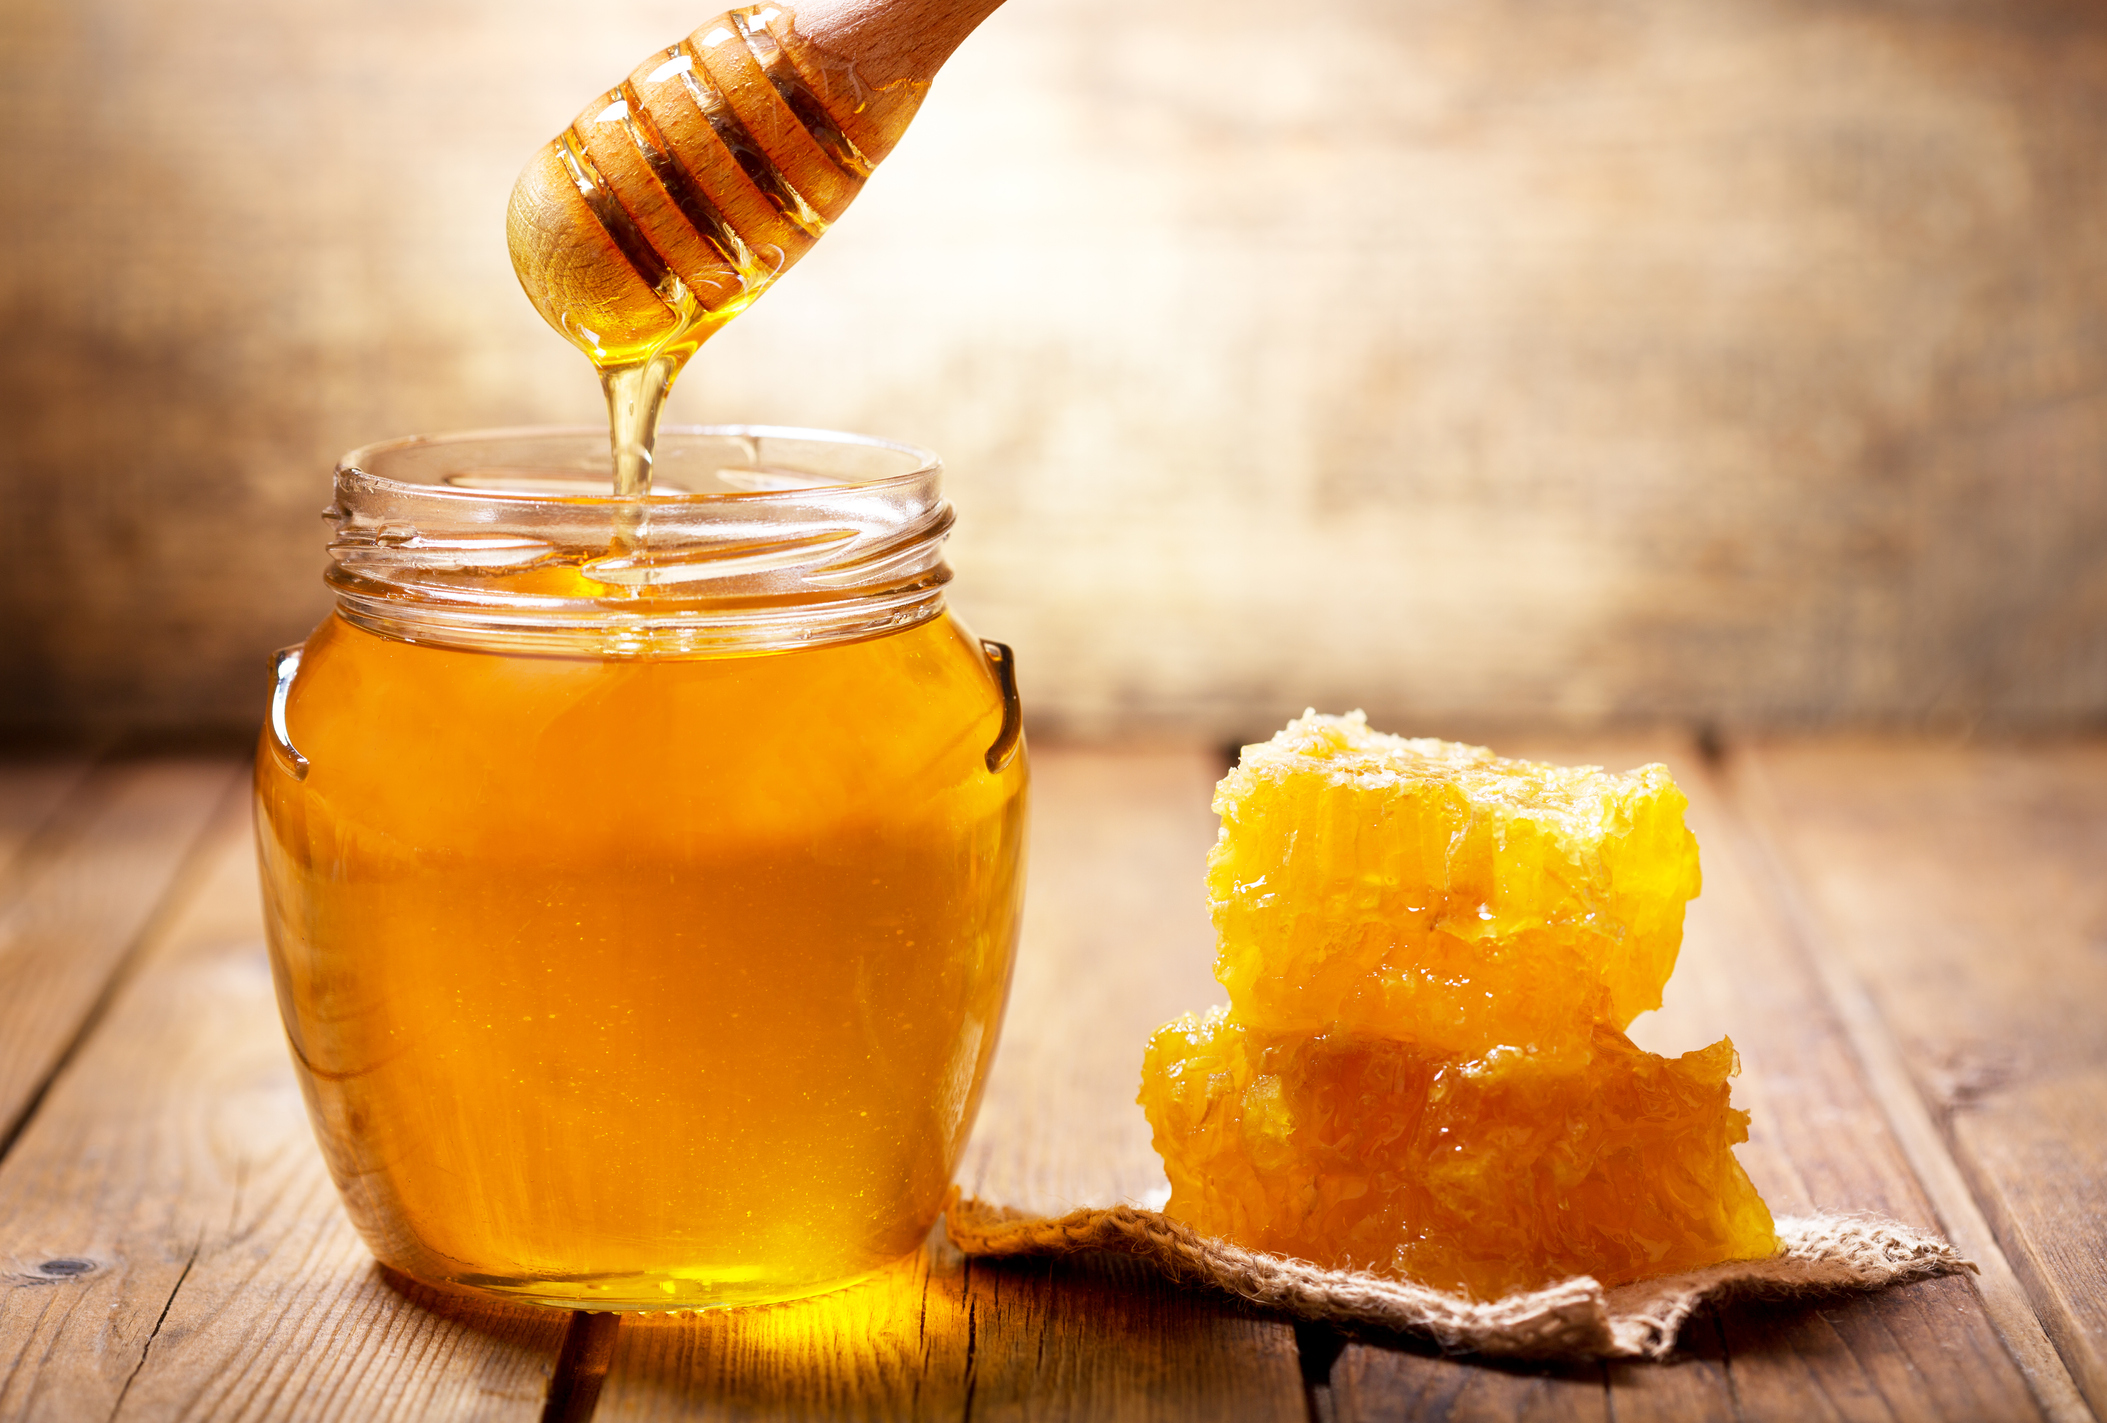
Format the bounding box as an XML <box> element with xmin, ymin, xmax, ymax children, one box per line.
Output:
<box><xmin>794</xmin><ymin>0</ymin><xmax>1009</xmax><ymax>93</ymax></box>
<box><xmin>1739</xmin><ymin>741</ymin><xmax>2107</xmax><ymax>1421</ymax></box>
<box><xmin>595</xmin><ymin>1243</ymin><xmax>970</xmax><ymax>1422</ymax></box>
<box><xmin>599</xmin><ymin>1240</ymin><xmax>1306</xmax><ymax>1422</ymax></box>
<box><xmin>0</xmin><ymin>790</ymin><xmax>570</xmax><ymax>1420</ymax></box>
<box><xmin>960</xmin><ymin>746</ymin><xmax>1228</xmax><ymax>1216</ymax></box>
<box><xmin>1673</xmin><ymin>736</ymin><xmax>2059</xmax><ymax>1423</ymax></box>
<box><xmin>0</xmin><ymin>754</ymin><xmax>94</xmax><ymax>887</ymax></box>
<box><xmin>0</xmin><ymin>756</ymin><xmax>240</xmax><ymax>1149</ymax></box>
<box><xmin>1332</xmin><ymin>1348</ymin><xmax>1610</xmax><ymax>1423</ymax></box>
<box><xmin>1954</xmin><ymin>1073</ymin><xmax>2107</xmax><ymax>1423</ymax></box>
<box><xmin>1599</xmin><ymin>1328</ymin><xmax>1732</xmax><ymax>1423</ymax></box>
<box><xmin>1</xmin><ymin>740</ymin><xmax>2094</xmax><ymax>1420</ymax></box>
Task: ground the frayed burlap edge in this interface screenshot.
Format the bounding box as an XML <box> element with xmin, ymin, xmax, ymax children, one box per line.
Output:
<box><xmin>944</xmin><ymin>1195</ymin><xmax>1972</xmax><ymax>1361</ymax></box>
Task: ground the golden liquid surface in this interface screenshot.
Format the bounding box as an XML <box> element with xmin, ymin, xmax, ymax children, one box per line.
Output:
<box><xmin>256</xmin><ymin>612</ymin><xmax>1026</xmax><ymax>1308</ymax></box>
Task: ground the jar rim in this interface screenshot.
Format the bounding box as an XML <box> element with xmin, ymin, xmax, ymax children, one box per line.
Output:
<box><xmin>336</xmin><ymin>422</ymin><xmax>942</xmax><ymax>505</ymax></box>
<box><xmin>325</xmin><ymin>424</ymin><xmax>954</xmax><ymax>659</ymax></box>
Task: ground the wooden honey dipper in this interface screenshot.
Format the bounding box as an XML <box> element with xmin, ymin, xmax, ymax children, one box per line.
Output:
<box><xmin>508</xmin><ymin>0</ymin><xmax>1005</xmax><ymax>492</ymax></box>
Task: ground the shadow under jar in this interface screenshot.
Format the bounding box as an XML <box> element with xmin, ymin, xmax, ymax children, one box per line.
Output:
<box><xmin>254</xmin><ymin>426</ymin><xmax>1028</xmax><ymax>1311</ymax></box>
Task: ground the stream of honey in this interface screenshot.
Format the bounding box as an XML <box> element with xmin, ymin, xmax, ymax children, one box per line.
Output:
<box><xmin>507</xmin><ymin>2</ymin><xmax>928</xmax><ymax>503</ymax></box>
<box><xmin>258</xmin><ymin>612</ymin><xmax>1026</xmax><ymax>1307</ymax></box>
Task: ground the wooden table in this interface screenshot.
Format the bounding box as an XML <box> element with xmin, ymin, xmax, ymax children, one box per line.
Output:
<box><xmin>1</xmin><ymin>736</ymin><xmax>2101</xmax><ymax>1421</ymax></box>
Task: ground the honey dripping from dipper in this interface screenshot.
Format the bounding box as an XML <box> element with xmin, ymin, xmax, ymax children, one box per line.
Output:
<box><xmin>507</xmin><ymin>1</ymin><xmax>985</xmax><ymax>506</ymax></box>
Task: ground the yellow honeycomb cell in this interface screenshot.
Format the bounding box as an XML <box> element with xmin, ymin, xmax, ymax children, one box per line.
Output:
<box><xmin>1208</xmin><ymin>711</ymin><xmax>1702</xmax><ymax>1054</ymax></box>
<box><xmin>1141</xmin><ymin>711</ymin><xmax>1774</xmax><ymax>1295</ymax></box>
<box><xmin>1140</xmin><ymin>1008</ymin><xmax>1777</xmax><ymax>1298</ymax></box>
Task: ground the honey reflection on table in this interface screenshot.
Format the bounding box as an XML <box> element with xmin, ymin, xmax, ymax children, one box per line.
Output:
<box><xmin>589</xmin><ymin>1228</ymin><xmax>1305</xmax><ymax>1419</ymax></box>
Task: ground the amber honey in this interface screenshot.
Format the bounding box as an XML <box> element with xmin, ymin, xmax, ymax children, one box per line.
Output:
<box><xmin>259</xmin><ymin>0</ymin><xmax>1007</xmax><ymax>1309</ymax></box>
<box><xmin>1140</xmin><ymin>713</ymin><xmax>1773</xmax><ymax>1297</ymax></box>
<box><xmin>506</xmin><ymin>3</ymin><xmax>937</xmax><ymax>498</ymax></box>
<box><xmin>256</xmin><ymin>428</ymin><xmax>1025</xmax><ymax>1309</ymax></box>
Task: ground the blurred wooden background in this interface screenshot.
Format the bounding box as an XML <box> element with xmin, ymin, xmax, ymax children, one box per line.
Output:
<box><xmin>3</xmin><ymin>0</ymin><xmax>2104</xmax><ymax>739</ymax></box>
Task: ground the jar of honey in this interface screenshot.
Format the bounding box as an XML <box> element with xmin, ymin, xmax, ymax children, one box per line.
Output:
<box><xmin>254</xmin><ymin>426</ymin><xmax>1027</xmax><ymax>1311</ymax></box>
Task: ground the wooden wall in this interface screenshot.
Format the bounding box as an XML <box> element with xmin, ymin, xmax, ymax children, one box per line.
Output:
<box><xmin>4</xmin><ymin>0</ymin><xmax>2104</xmax><ymax>738</ymax></box>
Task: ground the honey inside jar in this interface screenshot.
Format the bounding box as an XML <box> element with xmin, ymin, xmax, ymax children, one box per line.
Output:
<box><xmin>255</xmin><ymin>428</ymin><xmax>1027</xmax><ymax>1309</ymax></box>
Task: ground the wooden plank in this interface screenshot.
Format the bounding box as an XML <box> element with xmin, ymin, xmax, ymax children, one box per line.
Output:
<box><xmin>594</xmin><ymin>746</ymin><xmax>1311</xmax><ymax>1420</ymax></box>
<box><xmin>1738</xmin><ymin>740</ymin><xmax>2107</xmax><ymax>1421</ymax></box>
<box><xmin>1325</xmin><ymin>735</ymin><xmax>2048</xmax><ymax>1423</ymax></box>
<box><xmin>942</xmin><ymin>1249</ymin><xmax>1303</xmax><ymax>1422</ymax></box>
<box><xmin>1332</xmin><ymin>1347</ymin><xmax>1609</xmax><ymax>1422</ymax></box>
<box><xmin>1954</xmin><ymin>1072</ymin><xmax>2107</xmax><ymax>1421</ymax></box>
<box><xmin>960</xmin><ymin>746</ymin><xmax>1231</xmax><ymax>1216</ymax></box>
<box><xmin>600</xmin><ymin>1240</ymin><xmax>1304</xmax><ymax>1422</ymax></box>
<box><xmin>1672</xmin><ymin>736</ymin><xmax>2056</xmax><ymax>1423</ymax></box>
<box><xmin>0</xmin><ymin>791</ymin><xmax>569</xmax><ymax>1420</ymax></box>
<box><xmin>0</xmin><ymin>754</ymin><xmax>96</xmax><ymax>888</ymax></box>
<box><xmin>0</xmin><ymin>755</ymin><xmax>239</xmax><ymax>1150</ymax></box>
<box><xmin>594</xmin><ymin>1243</ymin><xmax>965</xmax><ymax>1423</ymax></box>
<box><xmin>1599</xmin><ymin>1318</ymin><xmax>1733</xmax><ymax>1423</ymax></box>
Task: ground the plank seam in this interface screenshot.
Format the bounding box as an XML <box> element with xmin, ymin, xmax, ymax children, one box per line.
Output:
<box><xmin>961</xmin><ymin>1286</ymin><xmax>980</xmax><ymax>1421</ymax></box>
<box><xmin>1713</xmin><ymin>749</ymin><xmax>2095</xmax><ymax>1423</ymax></box>
<box><xmin>107</xmin><ymin>1236</ymin><xmax>199</xmax><ymax>1422</ymax></box>
<box><xmin>1293</xmin><ymin>1319</ymin><xmax>1344</xmax><ymax>1423</ymax></box>
<box><xmin>1947</xmin><ymin>1126</ymin><xmax>2107</xmax><ymax>1414</ymax></box>
<box><xmin>0</xmin><ymin>749</ymin><xmax>108</xmax><ymax>904</ymax></box>
<box><xmin>0</xmin><ymin>764</ymin><xmax>247</xmax><ymax>1166</ymax></box>
<box><xmin>1707</xmin><ymin>1309</ymin><xmax>1744</xmax><ymax>1421</ymax></box>
<box><xmin>541</xmin><ymin>1312</ymin><xmax>618</xmax><ymax>1423</ymax></box>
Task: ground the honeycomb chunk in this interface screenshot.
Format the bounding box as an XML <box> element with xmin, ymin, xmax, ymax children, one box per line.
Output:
<box><xmin>1141</xmin><ymin>1008</ymin><xmax>1777</xmax><ymax>1298</ymax></box>
<box><xmin>1140</xmin><ymin>712</ymin><xmax>1774</xmax><ymax>1294</ymax></box>
<box><xmin>1208</xmin><ymin>711</ymin><xmax>1701</xmax><ymax>1054</ymax></box>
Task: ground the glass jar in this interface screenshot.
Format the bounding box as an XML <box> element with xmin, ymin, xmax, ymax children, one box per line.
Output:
<box><xmin>254</xmin><ymin>426</ymin><xmax>1027</xmax><ymax>1311</ymax></box>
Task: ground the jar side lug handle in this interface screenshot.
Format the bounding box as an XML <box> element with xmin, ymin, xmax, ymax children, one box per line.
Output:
<box><xmin>979</xmin><ymin>639</ymin><xmax>1021</xmax><ymax>775</ymax></box>
<box><xmin>269</xmin><ymin>646</ymin><xmax>311</xmax><ymax>781</ymax></box>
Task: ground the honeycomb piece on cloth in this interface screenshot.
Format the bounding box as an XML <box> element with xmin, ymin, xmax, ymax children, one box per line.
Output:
<box><xmin>1138</xmin><ymin>1007</ymin><xmax>1778</xmax><ymax>1299</ymax></box>
<box><xmin>1208</xmin><ymin>712</ymin><xmax>1701</xmax><ymax>1054</ymax></box>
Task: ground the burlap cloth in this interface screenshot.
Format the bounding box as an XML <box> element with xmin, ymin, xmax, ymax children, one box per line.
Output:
<box><xmin>944</xmin><ymin>1195</ymin><xmax>1970</xmax><ymax>1360</ymax></box>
